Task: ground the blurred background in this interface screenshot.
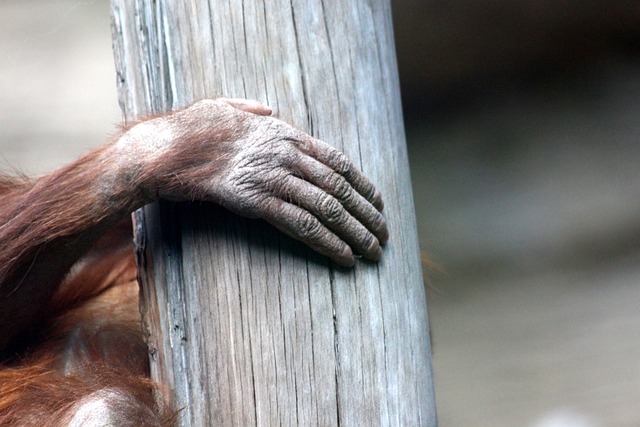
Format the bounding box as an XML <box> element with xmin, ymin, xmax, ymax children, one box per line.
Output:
<box><xmin>1</xmin><ymin>1</ymin><xmax>639</xmax><ymax>425</ymax></box>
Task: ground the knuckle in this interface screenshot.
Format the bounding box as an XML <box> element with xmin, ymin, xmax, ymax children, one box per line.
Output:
<box><xmin>272</xmin><ymin>176</ymin><xmax>294</xmax><ymax>202</ymax></box>
<box><xmin>258</xmin><ymin>196</ymin><xmax>278</xmax><ymax>213</ymax></box>
<box><xmin>231</xmin><ymin>170</ymin><xmax>257</xmax><ymax>192</ymax></box>
<box><xmin>327</xmin><ymin>173</ymin><xmax>352</xmax><ymax>201</ymax></box>
<box><xmin>367</xmin><ymin>185</ymin><xmax>380</xmax><ymax>203</ymax></box>
<box><xmin>230</xmin><ymin>173</ymin><xmax>268</xmax><ymax>202</ymax></box>
<box><xmin>328</xmin><ymin>150</ymin><xmax>352</xmax><ymax>175</ymax></box>
<box><xmin>295</xmin><ymin>211</ymin><xmax>323</xmax><ymax>240</ymax></box>
<box><xmin>227</xmin><ymin>185</ymin><xmax>262</xmax><ymax>213</ymax></box>
<box><xmin>361</xmin><ymin>232</ymin><xmax>379</xmax><ymax>254</ymax></box>
<box><xmin>356</xmin><ymin>178</ymin><xmax>376</xmax><ymax>202</ymax></box>
<box><xmin>318</xmin><ymin>196</ymin><xmax>344</xmax><ymax>225</ymax></box>
<box><xmin>262</xmin><ymin>118</ymin><xmax>290</xmax><ymax>140</ymax></box>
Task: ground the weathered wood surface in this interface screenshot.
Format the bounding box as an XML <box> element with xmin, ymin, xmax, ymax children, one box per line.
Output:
<box><xmin>109</xmin><ymin>1</ymin><xmax>436</xmax><ymax>425</ymax></box>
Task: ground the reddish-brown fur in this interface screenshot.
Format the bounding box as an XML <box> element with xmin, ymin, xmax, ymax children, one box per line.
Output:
<box><xmin>0</xmin><ymin>186</ymin><xmax>174</xmax><ymax>425</ymax></box>
<box><xmin>0</xmin><ymin>136</ymin><xmax>177</xmax><ymax>424</ymax></box>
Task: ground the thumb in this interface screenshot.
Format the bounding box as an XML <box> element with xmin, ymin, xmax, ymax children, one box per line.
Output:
<box><xmin>219</xmin><ymin>98</ymin><xmax>273</xmax><ymax>116</ymax></box>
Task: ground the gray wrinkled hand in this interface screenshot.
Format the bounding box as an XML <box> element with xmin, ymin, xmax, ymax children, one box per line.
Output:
<box><xmin>149</xmin><ymin>99</ymin><xmax>389</xmax><ymax>267</ymax></box>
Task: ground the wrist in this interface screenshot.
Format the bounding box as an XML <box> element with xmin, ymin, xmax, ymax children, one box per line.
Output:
<box><xmin>103</xmin><ymin>120</ymin><xmax>175</xmax><ymax>209</ymax></box>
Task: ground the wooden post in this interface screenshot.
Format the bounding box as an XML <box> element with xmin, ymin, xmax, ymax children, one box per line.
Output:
<box><xmin>109</xmin><ymin>1</ymin><xmax>436</xmax><ymax>425</ymax></box>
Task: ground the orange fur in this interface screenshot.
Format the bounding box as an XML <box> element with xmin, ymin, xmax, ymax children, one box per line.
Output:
<box><xmin>0</xmin><ymin>171</ymin><xmax>174</xmax><ymax>424</ymax></box>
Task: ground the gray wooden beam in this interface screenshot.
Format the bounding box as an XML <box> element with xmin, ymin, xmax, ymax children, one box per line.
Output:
<box><xmin>109</xmin><ymin>1</ymin><xmax>436</xmax><ymax>425</ymax></box>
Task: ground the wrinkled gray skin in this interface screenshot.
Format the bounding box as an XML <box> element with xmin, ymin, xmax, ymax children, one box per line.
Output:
<box><xmin>118</xmin><ymin>98</ymin><xmax>388</xmax><ymax>267</ymax></box>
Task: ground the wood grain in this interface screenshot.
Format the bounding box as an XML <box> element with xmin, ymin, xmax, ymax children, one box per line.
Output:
<box><xmin>109</xmin><ymin>1</ymin><xmax>436</xmax><ymax>425</ymax></box>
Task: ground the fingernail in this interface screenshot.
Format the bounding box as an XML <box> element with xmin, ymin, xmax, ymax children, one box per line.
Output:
<box><xmin>372</xmin><ymin>245</ymin><xmax>382</xmax><ymax>261</ymax></box>
<box><xmin>379</xmin><ymin>225</ymin><xmax>389</xmax><ymax>245</ymax></box>
<box><xmin>336</xmin><ymin>246</ymin><xmax>355</xmax><ymax>267</ymax></box>
<box><xmin>336</xmin><ymin>255</ymin><xmax>355</xmax><ymax>268</ymax></box>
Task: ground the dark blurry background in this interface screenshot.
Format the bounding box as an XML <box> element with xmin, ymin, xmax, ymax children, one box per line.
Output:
<box><xmin>2</xmin><ymin>1</ymin><xmax>639</xmax><ymax>425</ymax></box>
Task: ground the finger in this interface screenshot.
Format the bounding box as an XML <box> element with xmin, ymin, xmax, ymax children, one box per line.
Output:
<box><xmin>290</xmin><ymin>154</ymin><xmax>388</xmax><ymax>244</ymax></box>
<box><xmin>220</xmin><ymin>98</ymin><xmax>273</xmax><ymax>116</ymax></box>
<box><xmin>281</xmin><ymin>175</ymin><xmax>383</xmax><ymax>260</ymax></box>
<box><xmin>260</xmin><ymin>197</ymin><xmax>356</xmax><ymax>267</ymax></box>
<box><xmin>294</xmin><ymin>137</ymin><xmax>384</xmax><ymax>211</ymax></box>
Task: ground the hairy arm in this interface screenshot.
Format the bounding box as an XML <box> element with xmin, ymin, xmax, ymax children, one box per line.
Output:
<box><xmin>0</xmin><ymin>98</ymin><xmax>388</xmax><ymax>352</ymax></box>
